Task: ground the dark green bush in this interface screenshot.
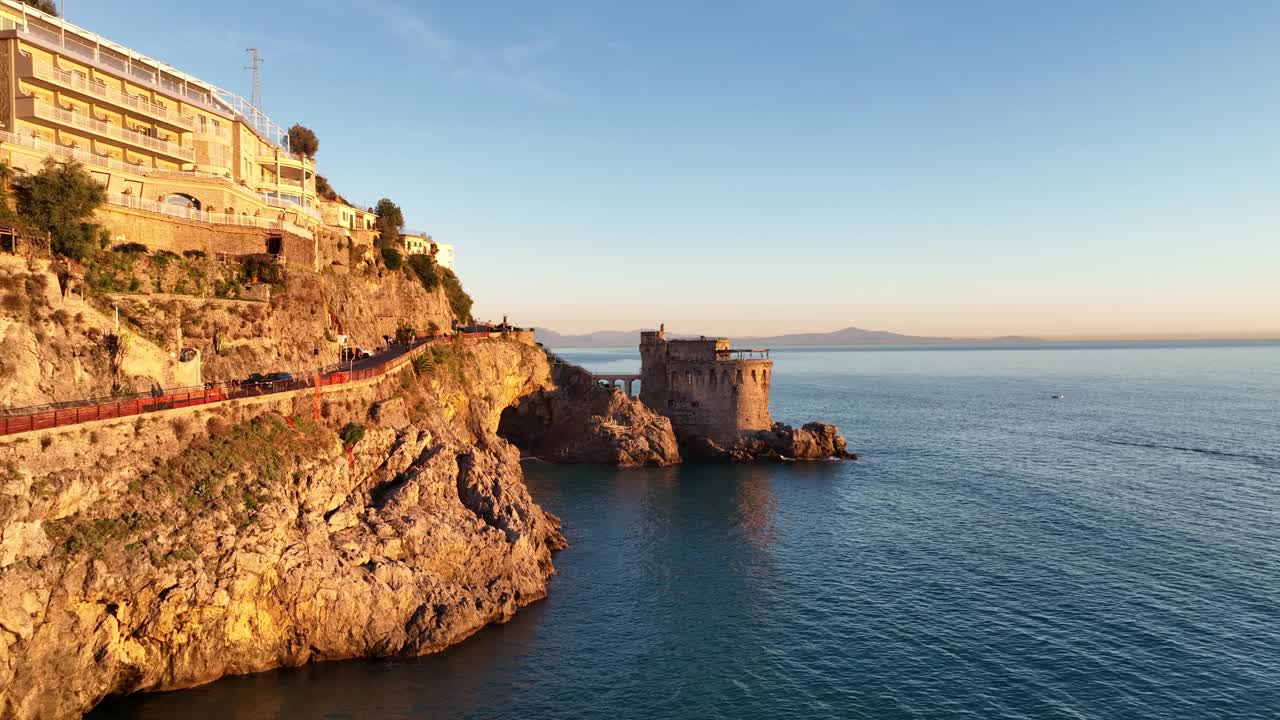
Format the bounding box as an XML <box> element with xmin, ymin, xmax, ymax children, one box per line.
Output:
<box><xmin>380</xmin><ymin>246</ymin><xmax>402</xmax><ymax>270</ymax></box>
<box><xmin>339</xmin><ymin>422</ymin><xmax>365</xmax><ymax>447</ymax></box>
<box><xmin>241</xmin><ymin>254</ymin><xmax>284</xmax><ymax>284</ymax></box>
<box><xmin>441</xmin><ymin>268</ymin><xmax>473</xmax><ymax>324</ymax></box>
<box><xmin>405</xmin><ymin>253</ymin><xmax>439</xmax><ymax>291</ymax></box>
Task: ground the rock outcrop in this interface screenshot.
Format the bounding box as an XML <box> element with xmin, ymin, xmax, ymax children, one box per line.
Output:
<box><xmin>683</xmin><ymin>422</ymin><xmax>857</xmax><ymax>463</ymax></box>
<box><xmin>0</xmin><ymin>338</ymin><xmax>561</xmax><ymax>720</ymax></box>
<box><xmin>499</xmin><ymin>362</ymin><xmax>680</xmax><ymax>467</ymax></box>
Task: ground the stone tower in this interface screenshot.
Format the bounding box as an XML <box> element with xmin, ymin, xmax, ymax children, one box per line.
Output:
<box><xmin>639</xmin><ymin>326</ymin><xmax>773</xmax><ymax>444</ymax></box>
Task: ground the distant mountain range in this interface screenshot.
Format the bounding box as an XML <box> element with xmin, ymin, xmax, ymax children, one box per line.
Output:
<box><xmin>533</xmin><ymin>326</ymin><xmax>1042</xmax><ymax>348</ymax></box>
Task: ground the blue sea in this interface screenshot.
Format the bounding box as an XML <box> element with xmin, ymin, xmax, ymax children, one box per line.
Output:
<box><xmin>92</xmin><ymin>342</ymin><xmax>1280</xmax><ymax>719</ymax></box>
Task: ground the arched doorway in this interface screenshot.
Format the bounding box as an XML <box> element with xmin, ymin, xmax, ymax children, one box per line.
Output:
<box><xmin>164</xmin><ymin>193</ymin><xmax>201</xmax><ymax>210</ymax></box>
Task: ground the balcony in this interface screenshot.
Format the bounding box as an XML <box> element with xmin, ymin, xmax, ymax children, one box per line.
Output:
<box><xmin>260</xmin><ymin>192</ymin><xmax>322</xmax><ymax>221</ymax></box>
<box><xmin>17</xmin><ymin>97</ymin><xmax>194</xmax><ymax>162</ymax></box>
<box><xmin>20</xmin><ymin>55</ymin><xmax>196</xmax><ymax>131</ymax></box>
<box><xmin>106</xmin><ymin>192</ymin><xmax>284</xmax><ymax>231</ymax></box>
<box><xmin>0</xmin><ymin>17</ymin><xmax>230</xmax><ymax>118</ymax></box>
<box><xmin>0</xmin><ymin>129</ymin><xmax>223</xmax><ymax>179</ymax></box>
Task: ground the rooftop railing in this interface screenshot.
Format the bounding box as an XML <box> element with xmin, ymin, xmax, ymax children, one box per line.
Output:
<box><xmin>0</xmin><ymin>9</ymin><xmax>300</xmax><ymax>156</ymax></box>
<box><xmin>0</xmin><ymin>16</ymin><xmax>227</xmax><ymax>117</ymax></box>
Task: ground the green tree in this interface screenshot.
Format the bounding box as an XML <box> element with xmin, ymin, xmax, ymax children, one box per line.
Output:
<box><xmin>287</xmin><ymin>124</ymin><xmax>319</xmax><ymax>159</ymax></box>
<box><xmin>13</xmin><ymin>158</ymin><xmax>106</xmax><ymax>261</ymax></box>
<box><xmin>21</xmin><ymin>0</ymin><xmax>58</xmax><ymax>15</ymax></box>
<box><xmin>373</xmin><ymin>198</ymin><xmax>403</xmax><ymax>249</ymax></box>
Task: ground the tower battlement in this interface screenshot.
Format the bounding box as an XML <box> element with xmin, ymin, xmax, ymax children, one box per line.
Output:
<box><xmin>639</xmin><ymin>325</ymin><xmax>773</xmax><ymax>443</ymax></box>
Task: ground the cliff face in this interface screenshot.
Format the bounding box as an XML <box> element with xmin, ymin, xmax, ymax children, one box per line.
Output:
<box><xmin>0</xmin><ymin>338</ymin><xmax>560</xmax><ymax>720</ymax></box>
<box><xmin>109</xmin><ymin>266</ymin><xmax>457</xmax><ymax>385</ymax></box>
<box><xmin>0</xmin><ymin>257</ymin><xmax>202</xmax><ymax>409</ymax></box>
<box><xmin>499</xmin><ymin>360</ymin><xmax>681</xmax><ymax>467</ymax></box>
<box><xmin>0</xmin><ymin>253</ymin><xmax>458</xmax><ymax>410</ymax></box>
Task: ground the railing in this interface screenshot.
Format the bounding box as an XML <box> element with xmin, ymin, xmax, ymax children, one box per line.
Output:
<box><xmin>25</xmin><ymin>98</ymin><xmax>194</xmax><ymax>160</ymax></box>
<box><xmin>0</xmin><ymin>10</ymin><xmax>301</xmax><ymax>157</ymax></box>
<box><xmin>261</xmin><ymin>192</ymin><xmax>321</xmax><ymax>220</ymax></box>
<box><xmin>25</xmin><ymin>56</ymin><xmax>197</xmax><ymax>130</ymax></box>
<box><xmin>0</xmin><ymin>333</ymin><xmax>503</xmax><ymax>436</ymax></box>
<box><xmin>106</xmin><ymin>192</ymin><xmax>285</xmax><ymax>231</ymax></box>
<box><xmin>1</xmin><ymin>128</ymin><xmax>147</xmax><ymax>173</ymax></box>
<box><xmin>0</xmin><ymin>16</ymin><xmax>228</xmax><ymax>117</ymax></box>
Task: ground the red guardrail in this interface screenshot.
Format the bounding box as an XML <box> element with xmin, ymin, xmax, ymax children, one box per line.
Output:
<box><xmin>0</xmin><ymin>332</ymin><xmax>505</xmax><ymax>438</ymax></box>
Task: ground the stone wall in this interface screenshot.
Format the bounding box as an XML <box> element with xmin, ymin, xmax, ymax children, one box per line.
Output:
<box><xmin>94</xmin><ymin>206</ymin><xmax>318</xmax><ymax>271</ymax></box>
<box><xmin>639</xmin><ymin>331</ymin><xmax>773</xmax><ymax>443</ymax></box>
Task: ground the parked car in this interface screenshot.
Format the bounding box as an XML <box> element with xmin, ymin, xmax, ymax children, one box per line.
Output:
<box><xmin>242</xmin><ymin>372</ymin><xmax>293</xmax><ymax>390</ymax></box>
<box><xmin>260</xmin><ymin>372</ymin><xmax>293</xmax><ymax>388</ymax></box>
<box><xmin>340</xmin><ymin>347</ymin><xmax>371</xmax><ymax>363</ymax></box>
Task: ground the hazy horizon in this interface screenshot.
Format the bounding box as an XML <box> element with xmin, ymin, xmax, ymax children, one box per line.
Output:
<box><xmin>74</xmin><ymin>1</ymin><xmax>1280</xmax><ymax>338</ymax></box>
<box><xmin>535</xmin><ymin>325</ymin><xmax>1280</xmax><ymax>343</ymax></box>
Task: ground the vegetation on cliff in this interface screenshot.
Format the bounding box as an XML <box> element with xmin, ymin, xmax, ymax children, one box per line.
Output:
<box><xmin>9</xmin><ymin>159</ymin><xmax>107</xmax><ymax>261</ymax></box>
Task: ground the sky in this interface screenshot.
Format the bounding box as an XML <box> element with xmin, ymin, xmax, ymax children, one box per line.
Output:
<box><xmin>71</xmin><ymin>1</ymin><xmax>1279</xmax><ymax>339</ymax></box>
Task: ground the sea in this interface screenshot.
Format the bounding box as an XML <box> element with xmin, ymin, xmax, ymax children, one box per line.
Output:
<box><xmin>91</xmin><ymin>341</ymin><xmax>1280</xmax><ymax>719</ymax></box>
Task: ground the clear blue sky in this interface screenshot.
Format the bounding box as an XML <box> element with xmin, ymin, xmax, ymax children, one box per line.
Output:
<box><xmin>75</xmin><ymin>1</ymin><xmax>1278</xmax><ymax>338</ymax></box>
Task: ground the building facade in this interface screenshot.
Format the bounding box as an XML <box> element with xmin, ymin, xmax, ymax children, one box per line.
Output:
<box><xmin>638</xmin><ymin>327</ymin><xmax>773</xmax><ymax>443</ymax></box>
<box><xmin>0</xmin><ymin>1</ymin><xmax>458</xmax><ymax>273</ymax></box>
<box><xmin>0</xmin><ymin>0</ymin><xmax>324</xmax><ymax>263</ymax></box>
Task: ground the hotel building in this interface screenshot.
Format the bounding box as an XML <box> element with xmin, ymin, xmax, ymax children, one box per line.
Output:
<box><xmin>0</xmin><ymin>1</ymin><xmax>455</xmax><ymax>272</ymax></box>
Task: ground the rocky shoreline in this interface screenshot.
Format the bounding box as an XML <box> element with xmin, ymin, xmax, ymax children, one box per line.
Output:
<box><xmin>499</xmin><ymin>350</ymin><xmax>856</xmax><ymax>466</ymax></box>
<box><xmin>0</xmin><ymin>340</ymin><xmax>563</xmax><ymax>720</ymax></box>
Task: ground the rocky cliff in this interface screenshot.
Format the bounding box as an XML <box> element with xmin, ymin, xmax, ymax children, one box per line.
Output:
<box><xmin>683</xmin><ymin>422</ymin><xmax>857</xmax><ymax>462</ymax></box>
<box><xmin>0</xmin><ymin>338</ymin><xmax>561</xmax><ymax>720</ymax></box>
<box><xmin>0</xmin><ymin>251</ymin><xmax>458</xmax><ymax>411</ymax></box>
<box><xmin>499</xmin><ymin>368</ymin><xmax>681</xmax><ymax>467</ymax></box>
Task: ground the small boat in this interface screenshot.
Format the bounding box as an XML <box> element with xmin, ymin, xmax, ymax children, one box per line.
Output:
<box><xmin>1051</xmin><ymin>394</ymin><xmax>1065</xmax><ymax>400</ymax></box>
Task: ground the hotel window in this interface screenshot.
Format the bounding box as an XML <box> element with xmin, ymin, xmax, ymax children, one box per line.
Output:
<box><xmin>198</xmin><ymin>115</ymin><xmax>206</xmax><ymax>133</ymax></box>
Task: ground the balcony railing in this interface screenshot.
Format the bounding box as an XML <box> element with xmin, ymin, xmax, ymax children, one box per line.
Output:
<box><xmin>23</xmin><ymin>56</ymin><xmax>196</xmax><ymax>130</ymax></box>
<box><xmin>23</xmin><ymin>98</ymin><xmax>194</xmax><ymax>161</ymax></box>
<box><xmin>260</xmin><ymin>192</ymin><xmax>321</xmax><ymax>220</ymax></box>
<box><xmin>106</xmin><ymin>192</ymin><xmax>282</xmax><ymax>230</ymax></box>
<box><xmin>0</xmin><ymin>17</ymin><xmax>228</xmax><ymax>117</ymax></box>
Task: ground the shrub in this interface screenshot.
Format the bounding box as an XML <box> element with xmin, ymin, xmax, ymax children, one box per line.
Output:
<box><xmin>339</xmin><ymin>422</ymin><xmax>365</xmax><ymax>448</ymax></box>
<box><xmin>380</xmin><ymin>246</ymin><xmax>402</xmax><ymax>270</ymax></box>
<box><xmin>182</xmin><ymin>249</ymin><xmax>206</xmax><ymax>259</ymax></box>
<box><xmin>13</xmin><ymin>158</ymin><xmax>106</xmax><ymax>261</ymax></box>
<box><xmin>405</xmin><ymin>253</ymin><xmax>439</xmax><ymax>291</ymax></box>
<box><xmin>441</xmin><ymin>268</ymin><xmax>473</xmax><ymax>324</ymax></box>
<box><xmin>315</xmin><ymin>174</ymin><xmax>337</xmax><ymax>200</ymax></box>
<box><xmin>412</xmin><ymin>353</ymin><xmax>433</xmax><ymax>376</ymax></box>
<box><xmin>112</xmin><ymin>242</ymin><xmax>149</xmax><ymax>254</ymax></box>
<box><xmin>241</xmin><ymin>254</ymin><xmax>284</xmax><ymax>284</ymax></box>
